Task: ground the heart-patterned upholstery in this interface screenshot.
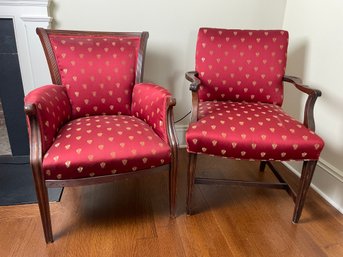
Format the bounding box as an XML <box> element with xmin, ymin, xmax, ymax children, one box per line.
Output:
<box><xmin>185</xmin><ymin>28</ymin><xmax>324</xmax><ymax>224</ymax></box>
<box><xmin>187</xmin><ymin>101</ymin><xmax>324</xmax><ymax>161</ymax></box>
<box><xmin>43</xmin><ymin>115</ymin><xmax>171</xmax><ymax>180</ymax></box>
<box><xmin>48</xmin><ymin>33</ymin><xmax>141</xmax><ymax>118</ymax></box>
<box><xmin>196</xmin><ymin>28</ymin><xmax>288</xmax><ymax>105</ymax></box>
<box><xmin>132</xmin><ymin>83</ymin><xmax>172</xmax><ymax>143</ymax></box>
<box><xmin>24</xmin><ymin>29</ymin><xmax>178</xmax><ymax>243</ymax></box>
<box><xmin>25</xmin><ymin>84</ymin><xmax>71</xmax><ymax>154</ymax></box>
<box><xmin>186</xmin><ymin>28</ymin><xmax>324</xmax><ymax>160</ymax></box>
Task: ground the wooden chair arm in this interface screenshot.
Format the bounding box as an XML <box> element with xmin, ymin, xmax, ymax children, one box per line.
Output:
<box><xmin>185</xmin><ymin>71</ymin><xmax>201</xmax><ymax>92</ymax></box>
<box><xmin>283</xmin><ymin>75</ymin><xmax>322</xmax><ymax>131</ymax></box>
<box><xmin>185</xmin><ymin>71</ymin><xmax>201</xmax><ymax>123</ymax></box>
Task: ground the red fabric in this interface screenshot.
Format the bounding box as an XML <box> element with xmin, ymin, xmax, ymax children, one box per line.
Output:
<box><xmin>43</xmin><ymin>115</ymin><xmax>171</xmax><ymax>180</ymax></box>
<box><xmin>196</xmin><ymin>28</ymin><xmax>288</xmax><ymax>105</ymax></box>
<box><xmin>132</xmin><ymin>83</ymin><xmax>171</xmax><ymax>143</ymax></box>
<box><xmin>24</xmin><ymin>85</ymin><xmax>71</xmax><ymax>154</ymax></box>
<box><xmin>48</xmin><ymin>34</ymin><xmax>141</xmax><ymax>118</ymax></box>
<box><xmin>186</xmin><ymin>101</ymin><xmax>324</xmax><ymax>161</ymax></box>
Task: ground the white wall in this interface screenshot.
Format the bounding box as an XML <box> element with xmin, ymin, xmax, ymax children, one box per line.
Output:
<box><xmin>283</xmin><ymin>0</ymin><xmax>343</xmax><ymax>212</ymax></box>
<box><xmin>51</xmin><ymin>0</ymin><xmax>287</xmax><ymax>123</ymax></box>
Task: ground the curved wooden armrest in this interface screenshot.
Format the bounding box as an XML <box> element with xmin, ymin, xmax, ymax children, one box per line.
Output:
<box><xmin>185</xmin><ymin>71</ymin><xmax>201</xmax><ymax>123</ymax></box>
<box><xmin>283</xmin><ymin>75</ymin><xmax>322</xmax><ymax>131</ymax></box>
<box><xmin>283</xmin><ymin>75</ymin><xmax>322</xmax><ymax>97</ymax></box>
<box><xmin>24</xmin><ymin>103</ymin><xmax>37</xmax><ymax>116</ymax></box>
<box><xmin>24</xmin><ymin>103</ymin><xmax>43</xmax><ymax>170</ymax></box>
<box><xmin>185</xmin><ymin>71</ymin><xmax>201</xmax><ymax>92</ymax></box>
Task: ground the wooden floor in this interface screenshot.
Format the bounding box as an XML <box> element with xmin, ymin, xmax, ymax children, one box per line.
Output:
<box><xmin>0</xmin><ymin>149</ymin><xmax>342</xmax><ymax>257</ymax></box>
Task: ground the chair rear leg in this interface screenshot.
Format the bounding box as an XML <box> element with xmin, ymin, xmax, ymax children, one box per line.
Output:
<box><xmin>259</xmin><ymin>161</ymin><xmax>267</xmax><ymax>172</ymax></box>
<box><xmin>292</xmin><ymin>160</ymin><xmax>317</xmax><ymax>223</ymax></box>
<box><xmin>32</xmin><ymin>167</ymin><xmax>53</xmax><ymax>243</ymax></box>
<box><xmin>187</xmin><ymin>153</ymin><xmax>197</xmax><ymax>215</ymax></box>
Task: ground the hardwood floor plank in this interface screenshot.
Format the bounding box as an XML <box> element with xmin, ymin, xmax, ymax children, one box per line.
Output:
<box><xmin>0</xmin><ymin>149</ymin><xmax>342</xmax><ymax>257</ymax></box>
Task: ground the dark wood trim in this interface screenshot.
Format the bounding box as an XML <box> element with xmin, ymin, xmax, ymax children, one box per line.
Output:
<box><xmin>36</xmin><ymin>28</ymin><xmax>149</xmax><ymax>86</ymax></box>
<box><xmin>186</xmin><ymin>153</ymin><xmax>197</xmax><ymax>215</ymax></box>
<box><xmin>259</xmin><ymin>161</ymin><xmax>267</xmax><ymax>172</ymax></box>
<box><xmin>283</xmin><ymin>75</ymin><xmax>322</xmax><ymax>131</ymax></box>
<box><xmin>45</xmin><ymin>165</ymin><xmax>169</xmax><ymax>188</ymax></box>
<box><xmin>193</xmin><ymin>160</ymin><xmax>296</xmax><ymax>198</ymax></box>
<box><xmin>166</xmin><ymin>96</ymin><xmax>178</xmax><ymax>217</ymax></box>
<box><xmin>185</xmin><ymin>71</ymin><xmax>201</xmax><ymax>92</ymax></box>
<box><xmin>187</xmin><ymin>154</ymin><xmax>318</xmax><ymax>222</ymax></box>
<box><xmin>195</xmin><ymin>177</ymin><xmax>289</xmax><ymax>190</ymax></box>
<box><xmin>136</xmin><ymin>31</ymin><xmax>149</xmax><ymax>83</ymax></box>
<box><xmin>292</xmin><ymin>160</ymin><xmax>317</xmax><ymax>223</ymax></box>
<box><xmin>36</xmin><ymin>28</ymin><xmax>61</xmax><ymax>85</ymax></box>
<box><xmin>266</xmin><ymin>161</ymin><xmax>296</xmax><ymax>201</ymax></box>
<box><xmin>24</xmin><ymin>103</ymin><xmax>53</xmax><ymax>243</ymax></box>
<box><xmin>185</xmin><ymin>71</ymin><xmax>201</xmax><ymax>123</ymax></box>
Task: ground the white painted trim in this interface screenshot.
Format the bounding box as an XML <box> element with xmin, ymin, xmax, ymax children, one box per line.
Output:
<box><xmin>175</xmin><ymin>124</ymin><xmax>188</xmax><ymax>148</ymax></box>
<box><xmin>21</xmin><ymin>16</ymin><xmax>52</xmax><ymax>22</ymax></box>
<box><xmin>0</xmin><ymin>0</ymin><xmax>49</xmax><ymax>7</ymax></box>
<box><xmin>283</xmin><ymin>161</ymin><xmax>343</xmax><ymax>214</ymax></box>
<box><xmin>0</xmin><ymin>0</ymin><xmax>52</xmax><ymax>94</ymax></box>
<box><xmin>317</xmin><ymin>158</ymin><xmax>343</xmax><ymax>182</ymax></box>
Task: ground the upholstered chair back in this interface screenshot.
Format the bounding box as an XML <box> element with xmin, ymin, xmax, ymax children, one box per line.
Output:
<box><xmin>195</xmin><ymin>28</ymin><xmax>288</xmax><ymax>105</ymax></box>
<box><xmin>38</xmin><ymin>29</ymin><xmax>147</xmax><ymax>118</ymax></box>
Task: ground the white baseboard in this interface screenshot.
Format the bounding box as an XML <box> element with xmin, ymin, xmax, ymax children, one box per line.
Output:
<box><xmin>175</xmin><ymin>124</ymin><xmax>343</xmax><ymax>214</ymax></box>
<box><xmin>175</xmin><ymin>124</ymin><xmax>188</xmax><ymax>148</ymax></box>
<box><xmin>283</xmin><ymin>160</ymin><xmax>343</xmax><ymax>214</ymax></box>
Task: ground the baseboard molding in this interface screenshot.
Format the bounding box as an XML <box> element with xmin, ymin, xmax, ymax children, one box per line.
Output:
<box><xmin>175</xmin><ymin>124</ymin><xmax>188</xmax><ymax>148</ymax></box>
<box><xmin>0</xmin><ymin>155</ymin><xmax>29</xmax><ymax>164</ymax></box>
<box><xmin>283</xmin><ymin>160</ymin><xmax>343</xmax><ymax>215</ymax></box>
<box><xmin>317</xmin><ymin>158</ymin><xmax>343</xmax><ymax>183</ymax></box>
<box><xmin>175</xmin><ymin>124</ymin><xmax>343</xmax><ymax>214</ymax></box>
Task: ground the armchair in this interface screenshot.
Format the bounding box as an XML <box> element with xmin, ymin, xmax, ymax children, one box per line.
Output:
<box><xmin>24</xmin><ymin>28</ymin><xmax>178</xmax><ymax>243</ymax></box>
<box><xmin>186</xmin><ymin>28</ymin><xmax>324</xmax><ymax>223</ymax></box>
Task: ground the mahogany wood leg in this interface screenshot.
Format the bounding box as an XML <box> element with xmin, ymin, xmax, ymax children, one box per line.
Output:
<box><xmin>169</xmin><ymin>151</ymin><xmax>178</xmax><ymax>218</ymax></box>
<box><xmin>187</xmin><ymin>153</ymin><xmax>197</xmax><ymax>215</ymax></box>
<box><xmin>32</xmin><ymin>166</ymin><xmax>53</xmax><ymax>243</ymax></box>
<box><xmin>292</xmin><ymin>160</ymin><xmax>317</xmax><ymax>223</ymax></box>
<box><xmin>259</xmin><ymin>161</ymin><xmax>267</xmax><ymax>172</ymax></box>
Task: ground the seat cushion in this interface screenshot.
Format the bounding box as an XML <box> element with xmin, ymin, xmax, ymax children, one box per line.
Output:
<box><xmin>48</xmin><ymin>34</ymin><xmax>141</xmax><ymax>118</ymax></box>
<box><xmin>187</xmin><ymin>101</ymin><xmax>324</xmax><ymax>161</ymax></box>
<box><xmin>43</xmin><ymin>115</ymin><xmax>171</xmax><ymax>180</ymax></box>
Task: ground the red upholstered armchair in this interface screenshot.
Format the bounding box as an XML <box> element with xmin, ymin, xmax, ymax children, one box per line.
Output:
<box><xmin>186</xmin><ymin>28</ymin><xmax>324</xmax><ymax>223</ymax></box>
<box><xmin>24</xmin><ymin>28</ymin><xmax>178</xmax><ymax>243</ymax></box>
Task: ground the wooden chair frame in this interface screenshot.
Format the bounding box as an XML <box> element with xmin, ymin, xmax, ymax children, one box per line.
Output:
<box><xmin>186</xmin><ymin>71</ymin><xmax>321</xmax><ymax>223</ymax></box>
<box><xmin>25</xmin><ymin>28</ymin><xmax>178</xmax><ymax>243</ymax></box>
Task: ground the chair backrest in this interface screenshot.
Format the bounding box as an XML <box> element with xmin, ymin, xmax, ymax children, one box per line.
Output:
<box><xmin>195</xmin><ymin>28</ymin><xmax>288</xmax><ymax>106</ymax></box>
<box><xmin>37</xmin><ymin>28</ymin><xmax>149</xmax><ymax>118</ymax></box>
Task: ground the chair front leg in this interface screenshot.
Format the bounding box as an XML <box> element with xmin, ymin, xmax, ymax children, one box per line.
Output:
<box><xmin>32</xmin><ymin>165</ymin><xmax>53</xmax><ymax>243</ymax></box>
<box><xmin>292</xmin><ymin>160</ymin><xmax>317</xmax><ymax>223</ymax></box>
<box><xmin>187</xmin><ymin>153</ymin><xmax>198</xmax><ymax>215</ymax></box>
<box><xmin>259</xmin><ymin>161</ymin><xmax>267</xmax><ymax>172</ymax></box>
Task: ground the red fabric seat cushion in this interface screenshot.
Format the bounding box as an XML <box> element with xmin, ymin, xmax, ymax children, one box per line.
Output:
<box><xmin>196</xmin><ymin>28</ymin><xmax>288</xmax><ymax>105</ymax></box>
<box><xmin>187</xmin><ymin>101</ymin><xmax>324</xmax><ymax>161</ymax></box>
<box><xmin>43</xmin><ymin>115</ymin><xmax>171</xmax><ymax>180</ymax></box>
<box><xmin>48</xmin><ymin>34</ymin><xmax>141</xmax><ymax>118</ymax></box>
